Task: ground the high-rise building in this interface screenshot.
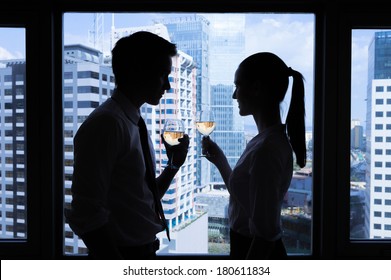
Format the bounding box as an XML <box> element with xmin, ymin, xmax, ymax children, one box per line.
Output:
<box><xmin>203</xmin><ymin>14</ymin><xmax>246</xmax><ymax>183</ymax></box>
<box><xmin>111</xmin><ymin>24</ymin><xmax>207</xmax><ymax>254</ymax></box>
<box><xmin>351</xmin><ymin>119</ymin><xmax>362</xmax><ymax>129</ymax></box>
<box><xmin>63</xmin><ymin>44</ymin><xmax>115</xmax><ymax>254</ymax></box>
<box><xmin>141</xmin><ymin>49</ymin><xmax>202</xmax><ymax>253</ymax></box>
<box><xmin>210</xmin><ymin>84</ymin><xmax>245</xmax><ymax>183</ymax></box>
<box><xmin>351</xmin><ymin>124</ymin><xmax>364</xmax><ymax>150</ymax></box>
<box><xmin>62</xmin><ymin>40</ymin><xmax>206</xmax><ymax>254</ymax></box>
<box><xmin>0</xmin><ymin>60</ymin><xmax>27</xmax><ymax>239</ymax></box>
<box><xmin>365</xmin><ymin>31</ymin><xmax>391</xmax><ymax>239</ymax></box>
<box><xmin>157</xmin><ymin>14</ymin><xmax>211</xmax><ymax>188</ymax></box>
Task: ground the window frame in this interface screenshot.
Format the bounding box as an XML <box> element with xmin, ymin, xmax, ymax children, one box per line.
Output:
<box><xmin>0</xmin><ymin>9</ymin><xmax>55</xmax><ymax>258</ymax></box>
<box><xmin>2</xmin><ymin>0</ymin><xmax>390</xmax><ymax>259</ymax></box>
<box><xmin>1</xmin><ymin>0</ymin><xmax>323</xmax><ymax>260</ymax></box>
<box><xmin>54</xmin><ymin>1</ymin><xmax>321</xmax><ymax>259</ymax></box>
<box><xmin>338</xmin><ymin>10</ymin><xmax>391</xmax><ymax>258</ymax></box>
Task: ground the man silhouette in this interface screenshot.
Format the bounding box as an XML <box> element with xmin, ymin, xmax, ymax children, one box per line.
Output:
<box><xmin>66</xmin><ymin>31</ymin><xmax>189</xmax><ymax>259</ymax></box>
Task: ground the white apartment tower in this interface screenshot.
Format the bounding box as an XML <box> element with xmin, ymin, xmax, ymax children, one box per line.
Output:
<box><xmin>63</xmin><ymin>23</ymin><xmax>205</xmax><ymax>254</ymax></box>
<box><xmin>0</xmin><ymin>60</ymin><xmax>27</xmax><ymax>239</ymax></box>
<box><xmin>111</xmin><ymin>23</ymin><xmax>205</xmax><ymax>254</ymax></box>
<box><xmin>366</xmin><ymin>79</ymin><xmax>391</xmax><ymax>238</ymax></box>
<box><xmin>365</xmin><ymin>31</ymin><xmax>391</xmax><ymax>239</ymax></box>
<box><xmin>63</xmin><ymin>44</ymin><xmax>115</xmax><ymax>254</ymax></box>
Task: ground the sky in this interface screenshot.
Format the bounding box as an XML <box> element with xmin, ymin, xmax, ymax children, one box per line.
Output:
<box><xmin>0</xmin><ymin>13</ymin><xmax>381</xmax><ymax>131</ymax></box>
<box><xmin>0</xmin><ymin>28</ymin><xmax>25</xmax><ymax>60</ymax></box>
<box><xmin>351</xmin><ymin>29</ymin><xmax>383</xmax><ymax>126</ymax></box>
<box><xmin>66</xmin><ymin>12</ymin><xmax>315</xmax><ymax>131</ymax></box>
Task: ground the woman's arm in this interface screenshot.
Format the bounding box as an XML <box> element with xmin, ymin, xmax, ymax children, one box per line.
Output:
<box><xmin>202</xmin><ymin>136</ymin><xmax>232</xmax><ymax>187</ymax></box>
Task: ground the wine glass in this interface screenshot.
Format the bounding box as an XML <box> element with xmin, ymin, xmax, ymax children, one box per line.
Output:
<box><xmin>196</xmin><ymin>107</ymin><xmax>216</xmax><ymax>157</ymax></box>
<box><xmin>163</xmin><ymin>118</ymin><xmax>185</xmax><ymax>168</ymax></box>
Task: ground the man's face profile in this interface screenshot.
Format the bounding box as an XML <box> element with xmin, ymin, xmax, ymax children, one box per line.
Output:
<box><xmin>141</xmin><ymin>55</ymin><xmax>173</xmax><ymax>106</ymax></box>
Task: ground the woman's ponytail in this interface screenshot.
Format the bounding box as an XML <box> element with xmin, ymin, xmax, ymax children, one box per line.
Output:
<box><xmin>286</xmin><ymin>68</ymin><xmax>306</xmax><ymax>168</ymax></box>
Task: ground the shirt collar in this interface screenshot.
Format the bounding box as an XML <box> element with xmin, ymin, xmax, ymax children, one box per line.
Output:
<box><xmin>111</xmin><ymin>89</ymin><xmax>140</xmax><ymax>125</ymax></box>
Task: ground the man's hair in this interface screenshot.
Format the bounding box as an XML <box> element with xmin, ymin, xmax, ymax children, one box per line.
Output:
<box><xmin>111</xmin><ymin>31</ymin><xmax>177</xmax><ymax>88</ymax></box>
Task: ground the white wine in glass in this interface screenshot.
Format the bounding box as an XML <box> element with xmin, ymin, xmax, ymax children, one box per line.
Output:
<box><xmin>196</xmin><ymin>108</ymin><xmax>216</xmax><ymax>157</ymax></box>
<box><xmin>163</xmin><ymin>131</ymin><xmax>184</xmax><ymax>146</ymax></box>
<box><xmin>163</xmin><ymin>119</ymin><xmax>185</xmax><ymax>145</ymax></box>
<box><xmin>196</xmin><ymin>108</ymin><xmax>215</xmax><ymax>136</ymax></box>
<box><xmin>162</xmin><ymin>118</ymin><xmax>185</xmax><ymax>167</ymax></box>
<box><xmin>196</xmin><ymin>121</ymin><xmax>216</xmax><ymax>136</ymax></box>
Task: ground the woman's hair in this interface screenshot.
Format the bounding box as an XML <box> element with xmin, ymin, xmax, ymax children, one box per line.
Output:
<box><xmin>239</xmin><ymin>52</ymin><xmax>306</xmax><ymax>168</ymax></box>
<box><xmin>111</xmin><ymin>31</ymin><xmax>177</xmax><ymax>89</ymax></box>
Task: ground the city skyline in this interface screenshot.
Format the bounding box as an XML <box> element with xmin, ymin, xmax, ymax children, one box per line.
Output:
<box><xmin>363</xmin><ymin>30</ymin><xmax>391</xmax><ymax>239</ymax></box>
<box><xmin>0</xmin><ymin>12</ymin><xmax>313</xmax><ymax>253</ymax></box>
<box><xmin>3</xmin><ymin>15</ymin><xmax>386</xmax><ymax>129</ymax></box>
<box><xmin>352</xmin><ymin>29</ymin><xmax>387</xmax><ymax>131</ymax></box>
<box><xmin>1</xmin><ymin>12</ymin><xmax>316</xmax><ymax>130</ymax></box>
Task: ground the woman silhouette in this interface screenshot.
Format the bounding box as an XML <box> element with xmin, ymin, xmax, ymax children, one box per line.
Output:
<box><xmin>202</xmin><ymin>52</ymin><xmax>306</xmax><ymax>259</ymax></box>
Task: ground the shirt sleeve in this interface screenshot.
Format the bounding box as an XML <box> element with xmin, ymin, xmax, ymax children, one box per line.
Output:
<box><xmin>65</xmin><ymin>113</ymin><xmax>124</xmax><ymax>237</ymax></box>
<box><xmin>248</xmin><ymin>142</ymin><xmax>286</xmax><ymax>241</ymax></box>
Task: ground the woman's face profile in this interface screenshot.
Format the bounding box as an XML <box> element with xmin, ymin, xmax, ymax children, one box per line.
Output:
<box><xmin>233</xmin><ymin>66</ymin><xmax>258</xmax><ymax>116</ymax></box>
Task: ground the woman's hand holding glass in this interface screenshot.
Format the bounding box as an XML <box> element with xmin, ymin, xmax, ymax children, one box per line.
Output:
<box><xmin>196</xmin><ymin>108</ymin><xmax>216</xmax><ymax>157</ymax></box>
<box><xmin>201</xmin><ymin>136</ymin><xmax>224</xmax><ymax>164</ymax></box>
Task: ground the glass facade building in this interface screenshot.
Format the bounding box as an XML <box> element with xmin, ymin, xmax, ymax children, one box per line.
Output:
<box><xmin>210</xmin><ymin>84</ymin><xmax>245</xmax><ymax>183</ymax></box>
<box><xmin>203</xmin><ymin>14</ymin><xmax>246</xmax><ymax>183</ymax></box>
<box><xmin>158</xmin><ymin>14</ymin><xmax>211</xmax><ymax>188</ymax></box>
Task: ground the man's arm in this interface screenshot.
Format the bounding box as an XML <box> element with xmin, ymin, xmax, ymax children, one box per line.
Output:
<box><xmin>156</xmin><ymin>166</ymin><xmax>180</xmax><ymax>199</ymax></box>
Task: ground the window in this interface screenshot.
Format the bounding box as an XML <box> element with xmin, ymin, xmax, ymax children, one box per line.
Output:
<box><xmin>62</xmin><ymin>12</ymin><xmax>314</xmax><ymax>257</ymax></box>
<box><xmin>351</xmin><ymin>29</ymin><xmax>391</xmax><ymax>243</ymax></box>
<box><xmin>376</xmin><ymin>86</ymin><xmax>384</xmax><ymax>92</ymax></box>
<box><xmin>0</xmin><ymin>27</ymin><xmax>27</xmax><ymax>240</ymax></box>
<box><xmin>2</xmin><ymin>0</ymin><xmax>391</xmax><ymax>261</ymax></box>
